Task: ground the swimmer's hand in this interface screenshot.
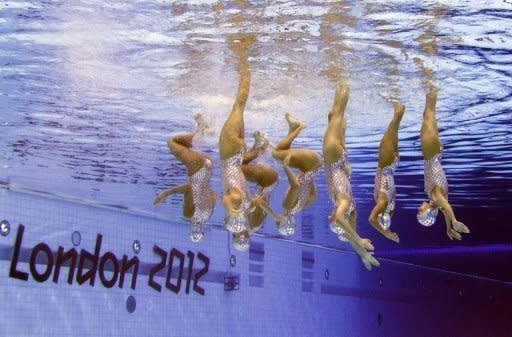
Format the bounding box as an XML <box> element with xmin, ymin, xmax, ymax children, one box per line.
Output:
<box><xmin>447</xmin><ymin>228</ymin><xmax>462</xmax><ymax>240</ymax></box>
<box><xmin>152</xmin><ymin>193</ymin><xmax>168</xmax><ymax>205</ymax></box>
<box><xmin>385</xmin><ymin>231</ymin><xmax>400</xmax><ymax>243</ymax></box>
<box><xmin>248</xmin><ymin>195</ymin><xmax>264</xmax><ymax>213</ymax></box>
<box><xmin>362</xmin><ymin>252</ymin><xmax>380</xmax><ymax>271</ymax></box>
<box><xmin>452</xmin><ymin>220</ymin><xmax>470</xmax><ymax>234</ymax></box>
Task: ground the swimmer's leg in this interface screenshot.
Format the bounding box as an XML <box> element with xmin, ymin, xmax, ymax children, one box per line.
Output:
<box><xmin>168</xmin><ymin>134</ymin><xmax>209</xmax><ymax>176</ymax></box>
<box><xmin>323</xmin><ymin>85</ymin><xmax>349</xmax><ymax>164</ymax></box>
<box><xmin>328</xmin><ymin>84</ymin><xmax>350</xmax><ymax>122</ymax></box>
<box><xmin>368</xmin><ymin>193</ymin><xmax>400</xmax><ymax>243</ymax></box>
<box><xmin>421</xmin><ymin>91</ymin><xmax>443</xmax><ymax>160</ymax></box>
<box><xmin>219</xmin><ymin>37</ymin><xmax>252</xmax><ymax>160</ymax></box>
<box><xmin>242</xmin><ymin>163</ymin><xmax>278</xmax><ymax>188</ymax></box>
<box><xmin>281</xmin><ymin>161</ymin><xmax>300</xmax><ymax>210</ymax></box>
<box><xmin>378</xmin><ymin>103</ymin><xmax>405</xmax><ymax>167</ymax></box>
<box><xmin>243</xmin><ymin>132</ymin><xmax>270</xmax><ymax>164</ymax></box>
<box><xmin>273</xmin><ymin>114</ymin><xmax>305</xmax><ymax>153</ymax></box>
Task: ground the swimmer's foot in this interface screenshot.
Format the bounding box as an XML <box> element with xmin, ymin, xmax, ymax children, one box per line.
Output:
<box><xmin>252</xmin><ymin>131</ymin><xmax>270</xmax><ymax>152</ymax></box>
<box><xmin>452</xmin><ymin>220</ymin><xmax>470</xmax><ymax>234</ymax></box>
<box><xmin>193</xmin><ymin>113</ymin><xmax>212</xmax><ymax>137</ymax></box>
<box><xmin>285</xmin><ymin>112</ymin><xmax>305</xmax><ymax>133</ymax></box>
<box><xmin>394</xmin><ymin>103</ymin><xmax>405</xmax><ymax>121</ymax></box>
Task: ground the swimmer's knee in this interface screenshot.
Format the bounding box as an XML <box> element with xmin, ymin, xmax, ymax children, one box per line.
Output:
<box><xmin>267</xmin><ymin>169</ymin><xmax>278</xmax><ymax>184</ymax></box>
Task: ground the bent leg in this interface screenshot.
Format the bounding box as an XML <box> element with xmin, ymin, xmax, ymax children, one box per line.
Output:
<box><xmin>242</xmin><ymin>164</ymin><xmax>278</xmax><ymax>188</ymax></box>
<box><xmin>273</xmin><ymin>122</ymin><xmax>304</xmax><ymax>152</ymax></box>
<box><xmin>168</xmin><ymin>134</ymin><xmax>207</xmax><ymax>176</ymax></box>
<box><xmin>276</xmin><ymin>149</ymin><xmax>322</xmax><ymax>173</ymax></box>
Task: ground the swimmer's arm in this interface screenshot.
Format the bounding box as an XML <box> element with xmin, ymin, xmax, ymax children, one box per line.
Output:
<box><xmin>222</xmin><ymin>194</ymin><xmax>235</xmax><ymax>214</ymax></box>
<box><xmin>368</xmin><ymin>193</ymin><xmax>400</xmax><ymax>243</ymax></box>
<box><xmin>441</xmin><ymin>208</ymin><xmax>461</xmax><ymax>240</ymax></box>
<box><xmin>252</xmin><ymin>196</ymin><xmax>283</xmax><ymax>222</ymax></box>
<box><xmin>304</xmin><ymin>183</ymin><xmax>317</xmax><ymax>208</ymax></box>
<box><xmin>431</xmin><ymin>187</ymin><xmax>455</xmax><ymax>222</ymax></box>
<box><xmin>432</xmin><ymin>186</ymin><xmax>469</xmax><ymax>238</ymax></box>
<box><xmin>243</xmin><ymin>149</ymin><xmax>260</xmax><ymax>165</ymax></box>
<box><xmin>342</xmin><ymin>230</ymin><xmax>380</xmax><ymax>271</ymax></box>
<box><xmin>209</xmin><ymin>190</ymin><xmax>218</xmax><ymax>208</ymax></box>
<box><xmin>153</xmin><ymin>184</ymin><xmax>189</xmax><ymax>205</ymax></box>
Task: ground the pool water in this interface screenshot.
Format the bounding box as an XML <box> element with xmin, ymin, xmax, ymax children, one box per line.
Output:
<box><xmin>1</xmin><ymin>0</ymin><xmax>511</xmax><ymax>281</ymax></box>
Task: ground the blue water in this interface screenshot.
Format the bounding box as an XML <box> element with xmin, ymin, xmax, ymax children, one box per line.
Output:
<box><xmin>0</xmin><ymin>0</ymin><xmax>511</xmax><ymax>280</ymax></box>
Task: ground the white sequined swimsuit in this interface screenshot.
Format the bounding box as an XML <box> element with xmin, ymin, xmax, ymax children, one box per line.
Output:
<box><xmin>286</xmin><ymin>168</ymin><xmax>319</xmax><ymax>216</ymax></box>
<box><xmin>374</xmin><ymin>156</ymin><xmax>399</xmax><ymax>214</ymax></box>
<box><xmin>325</xmin><ymin>155</ymin><xmax>355</xmax><ymax>222</ymax></box>
<box><xmin>188</xmin><ymin>158</ymin><xmax>215</xmax><ymax>223</ymax></box>
<box><xmin>221</xmin><ymin>150</ymin><xmax>250</xmax><ymax>207</ymax></box>
<box><xmin>424</xmin><ymin>152</ymin><xmax>448</xmax><ymax>201</ymax></box>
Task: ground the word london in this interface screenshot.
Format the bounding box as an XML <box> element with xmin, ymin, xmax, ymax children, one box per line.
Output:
<box><xmin>8</xmin><ymin>224</ymin><xmax>210</xmax><ymax>295</ymax></box>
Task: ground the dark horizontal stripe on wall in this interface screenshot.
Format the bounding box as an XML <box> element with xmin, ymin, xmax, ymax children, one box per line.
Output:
<box><xmin>249</xmin><ymin>263</ymin><xmax>264</xmax><ymax>274</ymax></box>
<box><xmin>320</xmin><ymin>283</ymin><xmax>427</xmax><ymax>303</ymax></box>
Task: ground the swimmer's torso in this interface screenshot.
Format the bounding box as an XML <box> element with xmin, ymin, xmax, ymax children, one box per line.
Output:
<box><xmin>325</xmin><ymin>155</ymin><xmax>355</xmax><ymax>221</ymax></box>
<box><xmin>221</xmin><ymin>150</ymin><xmax>250</xmax><ymax>203</ymax></box>
<box><xmin>424</xmin><ymin>152</ymin><xmax>448</xmax><ymax>200</ymax></box>
<box><xmin>287</xmin><ymin>168</ymin><xmax>319</xmax><ymax>216</ymax></box>
<box><xmin>188</xmin><ymin>158</ymin><xmax>215</xmax><ymax>222</ymax></box>
<box><xmin>374</xmin><ymin>156</ymin><xmax>398</xmax><ymax>213</ymax></box>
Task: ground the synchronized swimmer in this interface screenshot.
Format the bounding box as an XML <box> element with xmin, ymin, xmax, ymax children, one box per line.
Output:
<box><xmin>153</xmin><ymin>37</ymin><xmax>469</xmax><ymax>269</ymax></box>
<box><xmin>368</xmin><ymin>103</ymin><xmax>404</xmax><ymax>243</ymax></box>
<box><xmin>323</xmin><ymin>84</ymin><xmax>379</xmax><ymax>270</ymax></box>
<box><xmin>417</xmin><ymin>91</ymin><xmax>470</xmax><ymax>240</ymax></box>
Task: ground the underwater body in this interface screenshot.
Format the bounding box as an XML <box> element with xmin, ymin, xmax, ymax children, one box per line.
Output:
<box><xmin>0</xmin><ymin>1</ymin><xmax>511</xmax><ymax>336</ymax></box>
